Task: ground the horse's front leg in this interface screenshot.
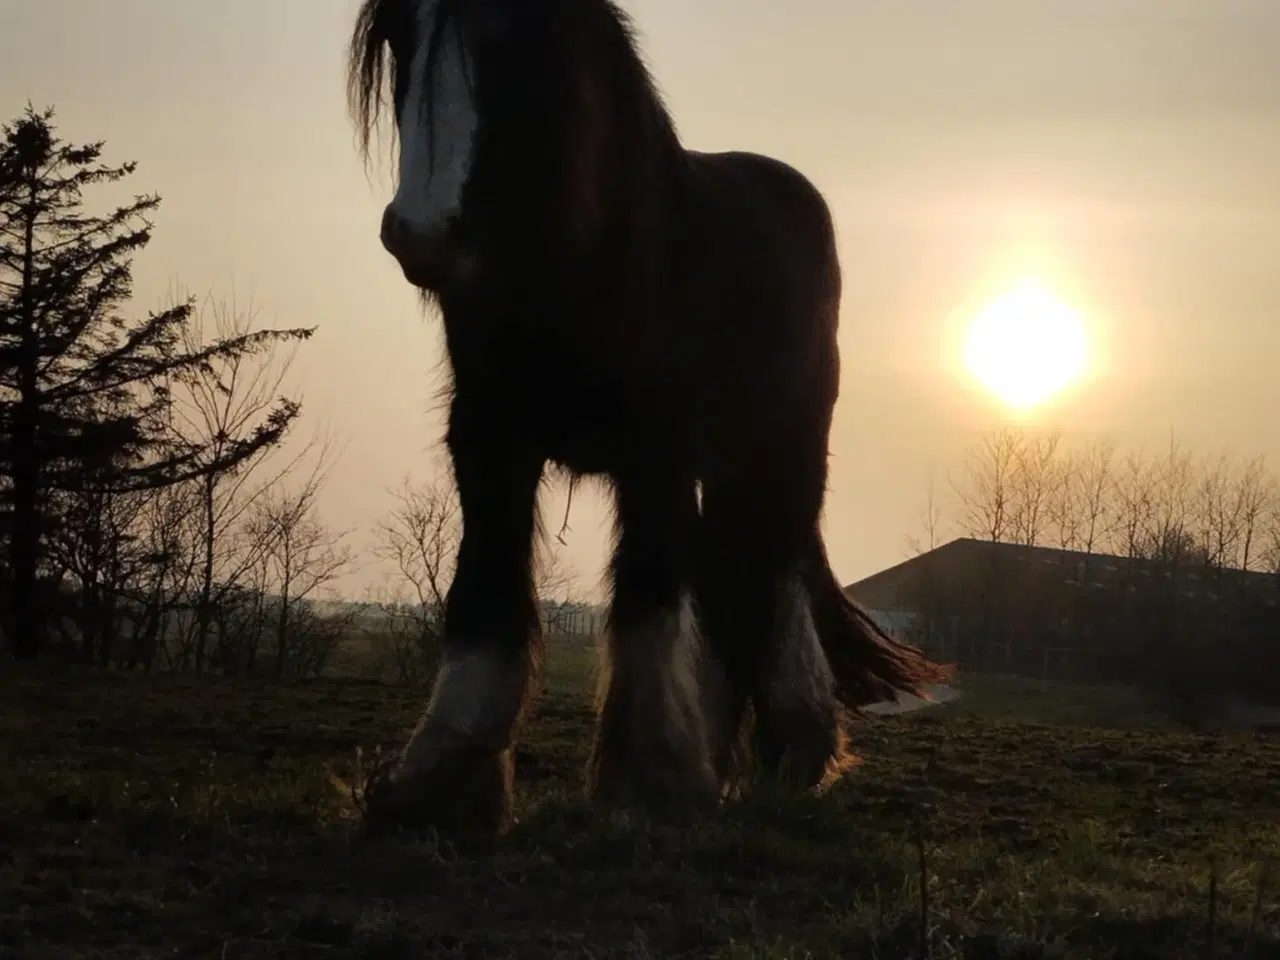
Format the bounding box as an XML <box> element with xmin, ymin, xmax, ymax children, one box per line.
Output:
<box><xmin>365</xmin><ymin>409</ymin><xmax>544</xmax><ymax>837</ymax></box>
<box><xmin>589</xmin><ymin>466</ymin><xmax>723</xmax><ymax>808</ymax></box>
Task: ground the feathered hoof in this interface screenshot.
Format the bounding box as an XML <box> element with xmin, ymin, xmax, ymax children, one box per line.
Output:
<box><xmin>588</xmin><ymin>739</ymin><xmax>723</xmax><ymax>816</ymax></box>
<box><xmin>361</xmin><ymin>745</ymin><xmax>514</xmax><ymax>839</ymax></box>
<box><xmin>753</xmin><ymin>705</ymin><xmax>842</xmax><ymax>792</ymax></box>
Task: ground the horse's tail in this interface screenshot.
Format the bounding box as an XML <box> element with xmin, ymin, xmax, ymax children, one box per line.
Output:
<box><xmin>804</xmin><ymin>534</ymin><xmax>955</xmax><ymax>711</ymax></box>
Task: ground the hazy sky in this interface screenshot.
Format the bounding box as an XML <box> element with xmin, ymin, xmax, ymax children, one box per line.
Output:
<box><xmin>4</xmin><ymin>0</ymin><xmax>1279</xmax><ymax>599</ymax></box>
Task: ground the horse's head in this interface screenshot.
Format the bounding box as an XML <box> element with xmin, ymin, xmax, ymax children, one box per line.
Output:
<box><xmin>347</xmin><ymin>0</ymin><xmax>537</xmax><ymax>292</ymax></box>
<box><xmin>350</xmin><ymin>0</ymin><xmax>669</xmax><ymax>294</ymax></box>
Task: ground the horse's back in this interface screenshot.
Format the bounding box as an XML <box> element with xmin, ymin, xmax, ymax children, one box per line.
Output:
<box><xmin>682</xmin><ymin>149</ymin><xmax>837</xmax><ymax>258</ymax></box>
<box><xmin>674</xmin><ymin>149</ymin><xmax>843</xmax><ymax>461</ymax></box>
<box><xmin>679</xmin><ymin>148</ymin><xmax>840</xmax><ymax>331</ymax></box>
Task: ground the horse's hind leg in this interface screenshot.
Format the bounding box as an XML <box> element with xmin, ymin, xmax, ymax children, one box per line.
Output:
<box><xmin>588</xmin><ymin>464</ymin><xmax>722</xmax><ymax>808</ymax></box>
<box><xmin>700</xmin><ymin>452</ymin><xmax>843</xmax><ymax>792</ymax></box>
<box><xmin>364</xmin><ymin>406</ymin><xmax>545</xmax><ymax>837</ymax></box>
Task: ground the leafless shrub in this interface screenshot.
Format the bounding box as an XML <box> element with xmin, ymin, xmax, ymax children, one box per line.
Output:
<box><xmin>366</xmin><ymin>471</ymin><xmax>581</xmax><ymax>683</ymax></box>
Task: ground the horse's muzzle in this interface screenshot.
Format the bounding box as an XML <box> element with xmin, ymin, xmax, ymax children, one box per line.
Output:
<box><xmin>379</xmin><ymin>207</ymin><xmax>473</xmax><ymax>291</ymax></box>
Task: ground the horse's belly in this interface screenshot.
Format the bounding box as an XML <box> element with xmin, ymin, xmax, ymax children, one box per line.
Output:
<box><xmin>539</xmin><ymin>409</ymin><xmax>630</xmax><ymax>477</ymax></box>
<box><xmin>535</xmin><ymin>385</ymin><xmax>686</xmax><ymax>479</ymax></box>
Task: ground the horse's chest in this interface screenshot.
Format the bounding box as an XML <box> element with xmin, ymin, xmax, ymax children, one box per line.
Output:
<box><xmin>526</xmin><ymin>362</ymin><xmax>640</xmax><ymax>475</ymax></box>
<box><xmin>447</xmin><ymin>307</ymin><xmax>691</xmax><ymax>476</ymax></box>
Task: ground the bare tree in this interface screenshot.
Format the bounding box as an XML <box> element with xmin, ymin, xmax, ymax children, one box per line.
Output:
<box><xmin>370</xmin><ymin>474</ymin><xmax>459</xmax><ymax>681</ymax></box>
<box><xmin>1009</xmin><ymin>430</ymin><xmax>1063</xmax><ymax>547</ymax></box>
<box><xmin>251</xmin><ymin>456</ymin><xmax>354</xmax><ymax>678</ymax></box>
<box><xmin>905</xmin><ymin>471</ymin><xmax>946</xmax><ymax>556</ymax></box>
<box><xmin>535</xmin><ymin>540</ymin><xmax>582</xmax><ymax>637</ymax></box>
<box><xmin>952</xmin><ymin>427</ymin><xmax>1024</xmax><ymax>542</ymax></box>
<box><xmin>1146</xmin><ymin>436</ymin><xmax>1197</xmax><ymax>565</ymax></box>
<box><xmin>1195</xmin><ymin>454</ymin><xmax>1242</xmax><ymax>571</ymax></box>
<box><xmin>1046</xmin><ymin>449</ymin><xmax>1084</xmax><ymax>551</ymax></box>
<box><xmin>1112</xmin><ymin>450</ymin><xmax>1157</xmax><ymax>560</ymax></box>
<box><xmin>376</xmin><ymin>475</ymin><xmax>459</xmax><ymax>621</ymax></box>
<box><xmin>45</xmin><ymin>483</ymin><xmax>154</xmax><ymax>664</ymax></box>
<box><xmin>369</xmin><ymin>471</ymin><xmax>580</xmax><ymax>681</ymax></box>
<box><xmin>164</xmin><ymin>293</ymin><xmax>311</xmax><ymax>672</ymax></box>
<box><xmin>1232</xmin><ymin>456</ymin><xmax>1275</xmax><ymax>572</ymax></box>
<box><xmin>1075</xmin><ymin>439</ymin><xmax>1117</xmax><ymax>557</ymax></box>
<box><xmin>124</xmin><ymin>482</ymin><xmax>201</xmax><ymax>670</ymax></box>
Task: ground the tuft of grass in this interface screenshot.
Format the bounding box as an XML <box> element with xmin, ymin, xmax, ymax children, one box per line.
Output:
<box><xmin>1</xmin><ymin>644</ymin><xmax>1277</xmax><ymax>958</ymax></box>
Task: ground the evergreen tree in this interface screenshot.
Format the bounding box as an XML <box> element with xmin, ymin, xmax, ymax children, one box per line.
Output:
<box><xmin>0</xmin><ymin>105</ymin><xmax>314</xmax><ymax>660</ymax></box>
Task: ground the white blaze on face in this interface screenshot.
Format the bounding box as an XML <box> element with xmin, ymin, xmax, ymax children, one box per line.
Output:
<box><xmin>390</xmin><ymin>0</ymin><xmax>478</xmax><ymax>235</ymax></box>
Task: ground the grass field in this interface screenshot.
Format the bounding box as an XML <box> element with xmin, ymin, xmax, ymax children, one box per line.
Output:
<box><xmin>3</xmin><ymin>643</ymin><xmax>1278</xmax><ymax>959</ymax></box>
<box><xmin>935</xmin><ymin>673</ymin><xmax>1181</xmax><ymax>733</ymax></box>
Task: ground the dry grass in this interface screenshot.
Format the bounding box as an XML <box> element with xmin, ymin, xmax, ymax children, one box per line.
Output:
<box><xmin>2</xmin><ymin>645</ymin><xmax>1278</xmax><ymax>958</ymax></box>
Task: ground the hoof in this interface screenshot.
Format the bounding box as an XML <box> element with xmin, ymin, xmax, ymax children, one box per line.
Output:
<box><xmin>752</xmin><ymin>702</ymin><xmax>843</xmax><ymax>792</ymax></box>
<box><xmin>362</xmin><ymin>745</ymin><xmax>514</xmax><ymax>838</ymax></box>
<box><xmin>590</xmin><ymin>593</ymin><xmax>726</xmax><ymax>814</ymax></box>
<box><xmin>588</xmin><ymin>728</ymin><xmax>723</xmax><ymax>813</ymax></box>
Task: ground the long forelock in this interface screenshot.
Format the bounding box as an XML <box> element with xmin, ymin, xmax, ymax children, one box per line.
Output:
<box><xmin>346</xmin><ymin>0</ymin><xmax>471</xmax><ymax>166</ymax></box>
<box><xmin>346</xmin><ymin>0</ymin><xmax>399</xmax><ymax>160</ymax></box>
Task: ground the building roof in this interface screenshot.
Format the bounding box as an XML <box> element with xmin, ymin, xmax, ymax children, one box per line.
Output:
<box><xmin>845</xmin><ymin>536</ymin><xmax>1276</xmax><ymax>611</ymax></box>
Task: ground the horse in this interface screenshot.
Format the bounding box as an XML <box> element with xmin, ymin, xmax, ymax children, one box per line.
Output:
<box><xmin>346</xmin><ymin>0</ymin><xmax>953</xmax><ymax>835</ymax></box>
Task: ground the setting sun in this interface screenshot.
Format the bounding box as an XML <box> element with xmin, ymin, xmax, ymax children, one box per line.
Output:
<box><xmin>963</xmin><ymin>281</ymin><xmax>1089</xmax><ymax>410</ymax></box>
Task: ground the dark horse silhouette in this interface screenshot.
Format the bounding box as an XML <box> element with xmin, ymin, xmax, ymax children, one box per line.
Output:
<box><xmin>347</xmin><ymin>0</ymin><xmax>952</xmax><ymax>834</ymax></box>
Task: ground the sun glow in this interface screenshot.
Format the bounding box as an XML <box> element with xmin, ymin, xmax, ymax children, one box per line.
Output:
<box><xmin>963</xmin><ymin>280</ymin><xmax>1089</xmax><ymax>410</ymax></box>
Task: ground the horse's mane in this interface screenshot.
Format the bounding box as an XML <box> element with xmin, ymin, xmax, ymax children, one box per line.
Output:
<box><xmin>345</xmin><ymin>0</ymin><xmax>679</xmax><ymax>165</ymax></box>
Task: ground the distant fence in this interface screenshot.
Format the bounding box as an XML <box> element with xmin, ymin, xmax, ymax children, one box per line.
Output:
<box><xmin>541</xmin><ymin>606</ymin><xmax>607</xmax><ymax>640</ymax></box>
